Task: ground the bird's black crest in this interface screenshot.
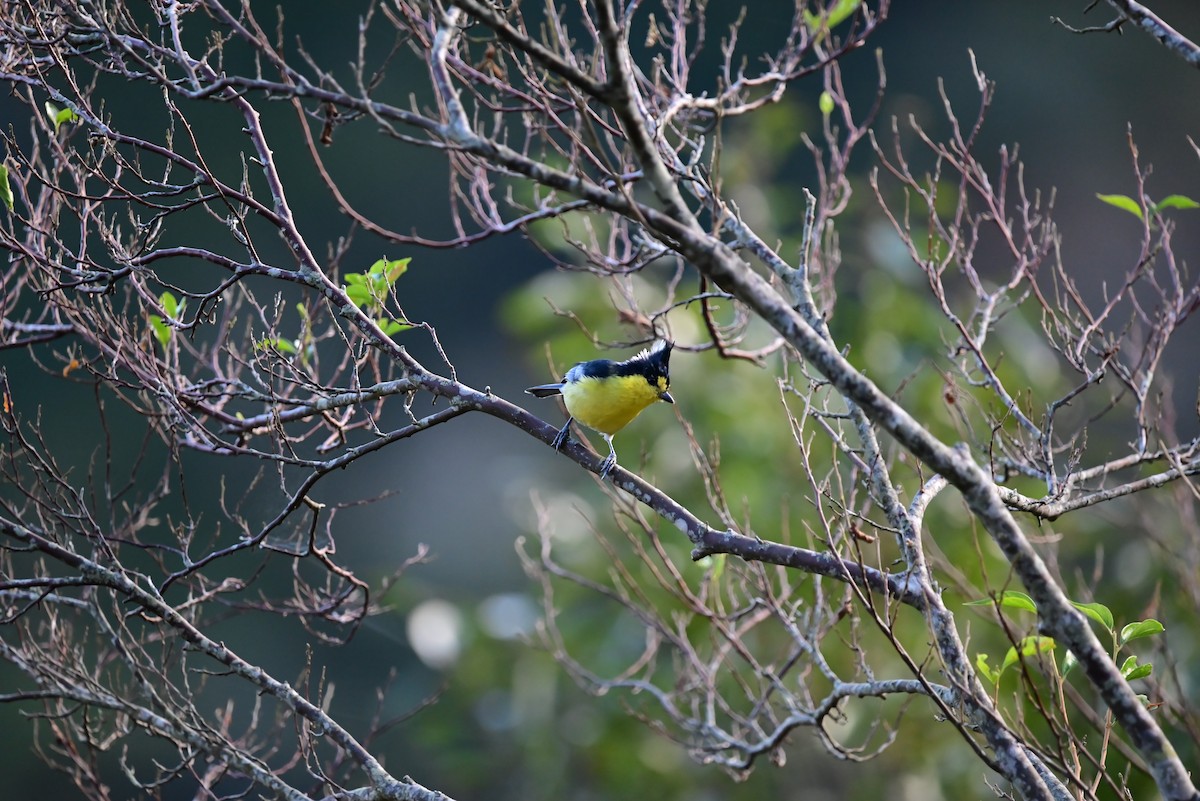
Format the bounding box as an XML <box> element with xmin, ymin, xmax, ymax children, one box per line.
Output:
<box><xmin>613</xmin><ymin>340</ymin><xmax>671</xmax><ymax>382</ymax></box>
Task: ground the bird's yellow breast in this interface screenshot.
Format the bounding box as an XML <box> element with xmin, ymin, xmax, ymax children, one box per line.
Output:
<box><xmin>560</xmin><ymin>374</ymin><xmax>665</xmax><ymax>435</ymax></box>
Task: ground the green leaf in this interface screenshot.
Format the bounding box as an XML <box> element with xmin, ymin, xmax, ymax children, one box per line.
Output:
<box><xmin>344</xmin><ymin>281</ymin><xmax>372</xmax><ymax>309</ymax></box>
<box><xmin>377</xmin><ymin>319</ymin><xmax>412</xmax><ymax>337</ymax></box>
<box><xmin>148</xmin><ymin>291</ymin><xmax>184</xmax><ymax>351</ymax></box>
<box><xmin>1126</xmin><ymin>664</ymin><xmax>1153</xmax><ymax>680</ymax></box>
<box><xmin>804</xmin><ymin>0</ymin><xmax>861</xmax><ymax>35</ymax></box>
<box><xmin>0</xmin><ymin>164</ymin><xmax>12</xmax><ymax>212</ymax></box>
<box><xmin>1120</xmin><ymin>619</ymin><xmax>1165</xmax><ymax>645</ymax></box>
<box><xmin>345</xmin><ymin>258</ymin><xmax>410</xmax><ymax>315</ymax></box>
<box><xmin>1120</xmin><ymin>655</ymin><xmax>1153</xmax><ymax>681</ymax></box>
<box><xmin>148</xmin><ymin>314</ymin><xmax>171</xmax><ymax>350</ymax></box>
<box><xmin>826</xmin><ymin>0</ymin><xmax>861</xmax><ymax>28</ymax></box>
<box><xmin>1152</xmin><ymin>194</ymin><xmax>1200</xmax><ymax>213</ymax></box>
<box><xmin>160</xmin><ymin>291</ymin><xmax>179</xmax><ymax>319</ymax></box>
<box><xmin>965</xmin><ymin>590</ymin><xmax>1037</xmax><ymax>614</ymax></box>
<box><xmin>45</xmin><ymin>101</ymin><xmax>80</xmax><ymax>133</ymax></box>
<box><xmin>975</xmin><ymin>653</ymin><xmax>999</xmax><ymax>685</ymax></box>
<box><xmin>1072</xmin><ymin>601</ymin><xmax>1114</xmax><ymax>630</ymax></box>
<box><xmin>818</xmin><ymin>91</ymin><xmax>835</xmax><ymax>117</ymax></box>
<box><xmin>55</xmin><ymin>107</ymin><xmax>80</xmax><ymax>130</ymax></box>
<box><xmin>371</xmin><ymin>256</ymin><xmax>410</xmax><ymax>282</ymax></box>
<box><xmin>256</xmin><ymin>338</ymin><xmax>297</xmax><ymax>354</ymax></box>
<box><xmin>1096</xmin><ymin>193</ymin><xmax>1143</xmax><ymax>220</ymax></box>
<box><xmin>1061</xmin><ymin>650</ymin><xmax>1077</xmax><ymax>677</ymax></box>
<box><xmin>998</xmin><ymin>591</ymin><xmax>1037</xmax><ymax>613</ymax></box>
<box><xmin>1000</xmin><ymin>636</ymin><xmax>1056</xmax><ymax>674</ymax></box>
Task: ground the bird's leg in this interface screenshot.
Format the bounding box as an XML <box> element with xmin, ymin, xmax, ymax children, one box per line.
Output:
<box><xmin>598</xmin><ymin>434</ymin><xmax>617</xmax><ymax>479</ymax></box>
<box><xmin>551</xmin><ymin>418</ymin><xmax>573</xmax><ymax>451</ymax></box>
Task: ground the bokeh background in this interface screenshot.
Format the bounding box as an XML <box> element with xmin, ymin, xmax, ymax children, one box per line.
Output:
<box><xmin>2</xmin><ymin>2</ymin><xmax>1199</xmax><ymax>799</ymax></box>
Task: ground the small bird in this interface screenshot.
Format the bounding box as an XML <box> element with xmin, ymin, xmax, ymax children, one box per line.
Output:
<box><xmin>526</xmin><ymin>340</ymin><xmax>674</xmax><ymax>479</ymax></box>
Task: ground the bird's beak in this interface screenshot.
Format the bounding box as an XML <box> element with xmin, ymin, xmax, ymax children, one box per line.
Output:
<box><xmin>660</xmin><ymin>390</ymin><xmax>674</xmax><ymax>404</ymax></box>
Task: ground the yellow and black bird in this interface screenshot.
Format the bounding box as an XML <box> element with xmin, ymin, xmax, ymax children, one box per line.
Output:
<box><xmin>526</xmin><ymin>340</ymin><xmax>674</xmax><ymax>478</ymax></box>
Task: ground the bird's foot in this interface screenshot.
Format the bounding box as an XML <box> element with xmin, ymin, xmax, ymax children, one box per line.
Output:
<box><xmin>551</xmin><ymin>420</ymin><xmax>572</xmax><ymax>452</ymax></box>
<box><xmin>598</xmin><ymin>454</ymin><xmax>617</xmax><ymax>479</ymax></box>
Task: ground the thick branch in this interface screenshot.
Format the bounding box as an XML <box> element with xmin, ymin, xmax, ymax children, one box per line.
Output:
<box><xmin>1105</xmin><ymin>0</ymin><xmax>1200</xmax><ymax>68</ymax></box>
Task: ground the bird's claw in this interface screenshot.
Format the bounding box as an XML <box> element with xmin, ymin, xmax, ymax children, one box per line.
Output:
<box><xmin>551</xmin><ymin>421</ymin><xmax>571</xmax><ymax>452</ymax></box>
<box><xmin>598</xmin><ymin>454</ymin><xmax>616</xmax><ymax>479</ymax></box>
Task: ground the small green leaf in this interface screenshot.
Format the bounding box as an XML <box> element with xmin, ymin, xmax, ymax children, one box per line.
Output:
<box><xmin>256</xmin><ymin>338</ymin><xmax>297</xmax><ymax>354</ymax></box>
<box><xmin>1022</xmin><ymin>636</ymin><xmax>1057</xmax><ymax>656</ymax></box>
<box><xmin>345</xmin><ymin>282</ymin><xmax>371</xmax><ymax>309</ymax></box>
<box><xmin>819</xmin><ymin>91</ymin><xmax>835</xmax><ymax>117</ymax></box>
<box><xmin>1153</xmin><ymin>194</ymin><xmax>1200</xmax><ymax>212</ymax></box>
<box><xmin>370</xmin><ymin>256</ymin><xmax>410</xmax><ymax>282</ymax></box>
<box><xmin>148</xmin><ymin>291</ymin><xmax>184</xmax><ymax>351</ymax></box>
<box><xmin>346</xmin><ymin>258</ymin><xmax>409</xmax><ymax>314</ymax></box>
<box><xmin>377</xmin><ymin>318</ymin><xmax>412</xmax><ymax>337</ymax></box>
<box><xmin>1000</xmin><ymin>636</ymin><xmax>1056</xmax><ymax>674</ymax></box>
<box><xmin>148</xmin><ymin>314</ymin><xmax>171</xmax><ymax>350</ymax></box>
<box><xmin>388</xmin><ymin>257</ymin><xmax>410</xmax><ymax>280</ymax></box>
<box><xmin>55</xmin><ymin>107</ymin><xmax>80</xmax><ymax>130</ymax></box>
<box><xmin>1096</xmin><ymin>193</ymin><xmax>1143</xmax><ymax>220</ymax></box>
<box><xmin>1072</xmin><ymin>601</ymin><xmax>1114</xmax><ymax>630</ymax></box>
<box><xmin>1126</xmin><ymin>664</ymin><xmax>1153</xmax><ymax>681</ymax></box>
<box><xmin>1120</xmin><ymin>619</ymin><xmax>1165</xmax><ymax>645</ymax></box>
<box><xmin>45</xmin><ymin>101</ymin><xmax>80</xmax><ymax>133</ymax></box>
<box><xmin>1120</xmin><ymin>655</ymin><xmax>1153</xmax><ymax>681</ymax></box>
<box><xmin>975</xmin><ymin>653</ymin><xmax>999</xmax><ymax>685</ymax></box>
<box><xmin>0</xmin><ymin>164</ymin><xmax>12</xmax><ymax>212</ymax></box>
<box><xmin>804</xmin><ymin>0</ymin><xmax>861</xmax><ymax>35</ymax></box>
<box><xmin>998</xmin><ymin>591</ymin><xmax>1037</xmax><ymax>613</ymax></box>
<box><xmin>160</xmin><ymin>291</ymin><xmax>179</xmax><ymax>319</ymax></box>
<box><xmin>965</xmin><ymin>590</ymin><xmax>1037</xmax><ymax>614</ymax></box>
<box><xmin>1061</xmin><ymin>650</ymin><xmax>1077</xmax><ymax>677</ymax></box>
